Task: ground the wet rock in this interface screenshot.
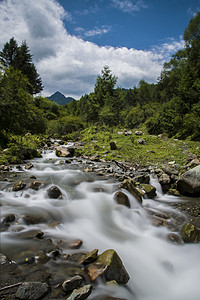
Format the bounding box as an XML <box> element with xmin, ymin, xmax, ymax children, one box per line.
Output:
<box><xmin>97</xmin><ymin>297</ymin><xmax>127</xmax><ymax>300</ymax></box>
<box><xmin>66</xmin><ymin>284</ymin><xmax>93</xmax><ymax>300</ymax></box>
<box><xmin>114</xmin><ymin>191</ymin><xmax>131</xmax><ymax>208</ymax></box>
<box><xmin>15</xmin><ymin>281</ymin><xmax>48</xmax><ymax>299</ymax></box>
<box><xmin>29</xmin><ymin>180</ymin><xmax>43</xmax><ymax>190</ymax></box>
<box><xmin>83</xmin><ymin>167</ymin><xmax>93</xmax><ymax>172</ymax></box>
<box><xmin>177</xmin><ymin>165</ymin><xmax>200</xmax><ymax>196</ymax></box>
<box><xmin>139</xmin><ymin>184</ymin><xmax>157</xmax><ymax>199</ymax></box>
<box><xmin>36</xmin><ymin>251</ymin><xmax>50</xmax><ymax>264</ymax></box>
<box><xmin>110</xmin><ymin>141</ymin><xmax>117</xmax><ymax>150</ymax></box>
<box><xmin>47</xmin><ymin>185</ymin><xmax>62</xmax><ymax>199</ymax></box>
<box><xmin>83</xmin><ymin>249</ymin><xmax>98</xmax><ymax>265</ymax></box>
<box><xmin>2</xmin><ymin>213</ymin><xmax>16</xmax><ymax>225</ymax></box>
<box><xmin>120</xmin><ymin>179</ymin><xmax>142</xmax><ymax>203</ymax></box>
<box><xmin>158</xmin><ymin>173</ymin><xmax>171</xmax><ymax>192</ymax></box>
<box><xmin>68</xmin><ymin>239</ymin><xmax>83</xmax><ymax>249</ymax></box>
<box><xmin>56</xmin><ymin>147</ymin><xmax>75</xmax><ymax>157</ymax></box>
<box><xmin>88</xmin><ymin>249</ymin><xmax>130</xmax><ymax>284</ymax></box>
<box><xmin>166</xmin><ymin>233</ymin><xmax>183</xmax><ymax>244</ymax></box>
<box><xmin>162</xmin><ymin>166</ymin><xmax>179</xmax><ymax>176</ymax></box>
<box><xmin>25</xmin><ymin>163</ymin><xmax>34</xmax><ymax>170</ymax></box>
<box><xmin>180</xmin><ymin>223</ymin><xmax>200</xmax><ymax>243</ymax></box>
<box><xmin>132</xmin><ymin>173</ymin><xmax>150</xmax><ymax>184</ymax></box>
<box><xmin>23</xmin><ymin>214</ymin><xmax>47</xmax><ymax>225</ymax></box>
<box><xmin>16</xmin><ymin>229</ymin><xmax>44</xmax><ymax>239</ymax></box>
<box><xmin>13</xmin><ymin>180</ymin><xmax>26</xmax><ymax>191</ymax></box>
<box><xmin>167</xmin><ymin>189</ymin><xmax>181</xmax><ymax>196</ymax></box>
<box><xmin>62</xmin><ymin>275</ymin><xmax>83</xmax><ymax>292</ymax></box>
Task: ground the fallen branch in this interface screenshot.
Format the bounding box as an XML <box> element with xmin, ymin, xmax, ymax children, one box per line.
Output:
<box><xmin>0</xmin><ymin>282</ymin><xmax>22</xmax><ymax>292</ymax></box>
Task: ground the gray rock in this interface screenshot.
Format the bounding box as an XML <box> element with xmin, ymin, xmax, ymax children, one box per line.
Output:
<box><xmin>15</xmin><ymin>281</ymin><xmax>48</xmax><ymax>299</ymax></box>
<box><xmin>137</xmin><ymin>138</ymin><xmax>145</xmax><ymax>145</ymax></box>
<box><xmin>177</xmin><ymin>165</ymin><xmax>200</xmax><ymax>196</ymax></box>
<box><xmin>66</xmin><ymin>284</ymin><xmax>93</xmax><ymax>300</ymax></box>
<box><xmin>29</xmin><ymin>181</ymin><xmax>43</xmax><ymax>190</ymax></box>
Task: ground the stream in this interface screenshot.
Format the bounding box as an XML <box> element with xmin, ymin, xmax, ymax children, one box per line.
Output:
<box><xmin>0</xmin><ymin>149</ymin><xmax>200</xmax><ymax>300</ymax></box>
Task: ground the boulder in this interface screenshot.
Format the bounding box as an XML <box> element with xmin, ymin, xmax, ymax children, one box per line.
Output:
<box><xmin>88</xmin><ymin>249</ymin><xmax>130</xmax><ymax>284</ymax></box>
<box><xmin>56</xmin><ymin>147</ymin><xmax>74</xmax><ymax>157</ymax></box>
<box><xmin>140</xmin><ymin>184</ymin><xmax>156</xmax><ymax>199</ymax></box>
<box><xmin>114</xmin><ymin>191</ymin><xmax>131</xmax><ymax>208</ymax></box>
<box><xmin>15</xmin><ymin>281</ymin><xmax>48</xmax><ymax>299</ymax></box>
<box><xmin>180</xmin><ymin>223</ymin><xmax>200</xmax><ymax>243</ymax></box>
<box><xmin>120</xmin><ymin>179</ymin><xmax>142</xmax><ymax>203</ymax></box>
<box><xmin>47</xmin><ymin>185</ymin><xmax>62</xmax><ymax>199</ymax></box>
<box><xmin>177</xmin><ymin>165</ymin><xmax>200</xmax><ymax>196</ymax></box>
<box><xmin>83</xmin><ymin>249</ymin><xmax>99</xmax><ymax>264</ymax></box>
<box><xmin>158</xmin><ymin>173</ymin><xmax>171</xmax><ymax>192</ymax></box>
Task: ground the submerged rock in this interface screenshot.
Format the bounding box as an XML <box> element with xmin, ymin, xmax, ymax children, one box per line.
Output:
<box><xmin>62</xmin><ymin>275</ymin><xmax>83</xmax><ymax>292</ymax></box>
<box><xmin>177</xmin><ymin>165</ymin><xmax>200</xmax><ymax>196</ymax></box>
<box><xmin>88</xmin><ymin>249</ymin><xmax>130</xmax><ymax>284</ymax></box>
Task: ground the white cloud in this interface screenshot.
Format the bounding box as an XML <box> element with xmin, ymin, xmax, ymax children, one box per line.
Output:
<box><xmin>0</xmin><ymin>0</ymin><xmax>184</xmax><ymax>99</ymax></box>
<box><xmin>111</xmin><ymin>0</ymin><xmax>148</xmax><ymax>14</ymax></box>
<box><xmin>74</xmin><ymin>25</ymin><xmax>112</xmax><ymax>38</ymax></box>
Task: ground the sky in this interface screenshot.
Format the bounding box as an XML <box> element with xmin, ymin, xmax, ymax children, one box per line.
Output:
<box><xmin>0</xmin><ymin>0</ymin><xmax>199</xmax><ymax>99</ymax></box>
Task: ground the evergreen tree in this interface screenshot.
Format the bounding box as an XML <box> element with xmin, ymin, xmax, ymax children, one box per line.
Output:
<box><xmin>0</xmin><ymin>38</ymin><xmax>43</xmax><ymax>94</ymax></box>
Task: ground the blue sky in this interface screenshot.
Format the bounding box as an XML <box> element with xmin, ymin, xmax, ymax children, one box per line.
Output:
<box><xmin>60</xmin><ymin>0</ymin><xmax>198</xmax><ymax>50</ymax></box>
<box><xmin>0</xmin><ymin>0</ymin><xmax>199</xmax><ymax>99</ymax></box>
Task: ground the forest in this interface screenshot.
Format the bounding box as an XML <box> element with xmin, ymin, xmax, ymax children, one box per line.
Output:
<box><xmin>0</xmin><ymin>12</ymin><xmax>200</xmax><ymax>150</ymax></box>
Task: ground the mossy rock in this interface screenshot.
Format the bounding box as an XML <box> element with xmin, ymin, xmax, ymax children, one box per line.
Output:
<box><xmin>180</xmin><ymin>223</ymin><xmax>200</xmax><ymax>243</ymax></box>
<box><xmin>140</xmin><ymin>184</ymin><xmax>157</xmax><ymax>199</ymax></box>
<box><xmin>120</xmin><ymin>179</ymin><xmax>142</xmax><ymax>203</ymax></box>
<box><xmin>88</xmin><ymin>249</ymin><xmax>130</xmax><ymax>284</ymax></box>
<box><xmin>13</xmin><ymin>180</ymin><xmax>26</xmax><ymax>191</ymax></box>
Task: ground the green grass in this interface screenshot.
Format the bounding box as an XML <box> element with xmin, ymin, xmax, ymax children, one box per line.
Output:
<box><xmin>78</xmin><ymin>126</ymin><xmax>200</xmax><ymax>168</ymax></box>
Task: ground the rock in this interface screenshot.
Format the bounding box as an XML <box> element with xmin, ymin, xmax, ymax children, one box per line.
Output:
<box><xmin>180</xmin><ymin>223</ymin><xmax>200</xmax><ymax>243</ymax></box>
<box><xmin>47</xmin><ymin>185</ymin><xmax>62</xmax><ymax>199</ymax></box>
<box><xmin>110</xmin><ymin>142</ymin><xmax>117</xmax><ymax>150</ymax></box>
<box><xmin>23</xmin><ymin>214</ymin><xmax>47</xmax><ymax>225</ymax></box>
<box><xmin>132</xmin><ymin>173</ymin><xmax>150</xmax><ymax>184</ymax></box>
<box><xmin>97</xmin><ymin>297</ymin><xmax>127</xmax><ymax>300</ymax></box>
<box><xmin>68</xmin><ymin>239</ymin><xmax>83</xmax><ymax>249</ymax></box>
<box><xmin>120</xmin><ymin>179</ymin><xmax>142</xmax><ymax>203</ymax></box>
<box><xmin>135</xmin><ymin>130</ymin><xmax>143</xmax><ymax>135</ymax></box>
<box><xmin>83</xmin><ymin>249</ymin><xmax>98</xmax><ymax>264</ymax></box>
<box><xmin>25</xmin><ymin>163</ymin><xmax>34</xmax><ymax>170</ymax></box>
<box><xmin>66</xmin><ymin>284</ymin><xmax>93</xmax><ymax>300</ymax></box>
<box><xmin>29</xmin><ymin>181</ymin><xmax>43</xmax><ymax>190</ymax></box>
<box><xmin>56</xmin><ymin>147</ymin><xmax>74</xmax><ymax>157</ymax></box>
<box><xmin>137</xmin><ymin>138</ymin><xmax>145</xmax><ymax>145</ymax></box>
<box><xmin>177</xmin><ymin>165</ymin><xmax>200</xmax><ymax>196</ymax></box>
<box><xmin>62</xmin><ymin>275</ymin><xmax>83</xmax><ymax>292</ymax></box>
<box><xmin>15</xmin><ymin>281</ymin><xmax>48</xmax><ymax>299</ymax></box>
<box><xmin>158</xmin><ymin>173</ymin><xmax>171</xmax><ymax>192</ymax></box>
<box><xmin>140</xmin><ymin>184</ymin><xmax>156</xmax><ymax>199</ymax></box>
<box><xmin>13</xmin><ymin>180</ymin><xmax>26</xmax><ymax>191</ymax></box>
<box><xmin>2</xmin><ymin>213</ymin><xmax>16</xmax><ymax>225</ymax></box>
<box><xmin>20</xmin><ymin>148</ymin><xmax>41</xmax><ymax>159</ymax></box>
<box><xmin>114</xmin><ymin>191</ymin><xmax>131</xmax><ymax>208</ymax></box>
<box><xmin>162</xmin><ymin>166</ymin><xmax>179</xmax><ymax>176</ymax></box>
<box><xmin>88</xmin><ymin>249</ymin><xmax>130</xmax><ymax>284</ymax></box>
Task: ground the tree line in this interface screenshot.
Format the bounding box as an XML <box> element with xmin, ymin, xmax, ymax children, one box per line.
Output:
<box><xmin>0</xmin><ymin>12</ymin><xmax>200</xmax><ymax>141</ymax></box>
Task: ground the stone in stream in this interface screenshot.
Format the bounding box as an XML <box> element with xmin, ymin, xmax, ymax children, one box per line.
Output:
<box><xmin>29</xmin><ymin>180</ymin><xmax>43</xmax><ymax>190</ymax></box>
<box><xmin>12</xmin><ymin>180</ymin><xmax>26</xmax><ymax>191</ymax></box>
<box><xmin>177</xmin><ymin>165</ymin><xmax>200</xmax><ymax>196</ymax></box>
<box><xmin>88</xmin><ymin>249</ymin><xmax>130</xmax><ymax>284</ymax></box>
<box><xmin>15</xmin><ymin>281</ymin><xmax>49</xmax><ymax>299</ymax></box>
<box><xmin>114</xmin><ymin>191</ymin><xmax>131</xmax><ymax>208</ymax></box>
<box><xmin>120</xmin><ymin>179</ymin><xmax>143</xmax><ymax>203</ymax></box>
<box><xmin>47</xmin><ymin>185</ymin><xmax>62</xmax><ymax>199</ymax></box>
<box><xmin>66</xmin><ymin>284</ymin><xmax>93</xmax><ymax>300</ymax></box>
<box><xmin>180</xmin><ymin>223</ymin><xmax>200</xmax><ymax>243</ymax></box>
<box><xmin>158</xmin><ymin>173</ymin><xmax>171</xmax><ymax>192</ymax></box>
<box><xmin>62</xmin><ymin>275</ymin><xmax>83</xmax><ymax>292</ymax></box>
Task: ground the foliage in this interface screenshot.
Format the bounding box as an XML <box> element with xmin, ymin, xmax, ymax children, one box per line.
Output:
<box><xmin>47</xmin><ymin>115</ymin><xmax>84</xmax><ymax>137</ymax></box>
<box><xmin>0</xmin><ymin>38</ymin><xmax>43</xmax><ymax>94</ymax></box>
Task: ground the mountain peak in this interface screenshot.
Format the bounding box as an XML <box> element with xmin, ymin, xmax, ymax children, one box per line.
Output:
<box><xmin>48</xmin><ymin>91</ymin><xmax>74</xmax><ymax>105</ymax></box>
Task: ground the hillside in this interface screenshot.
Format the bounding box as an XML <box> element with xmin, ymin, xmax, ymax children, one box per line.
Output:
<box><xmin>48</xmin><ymin>91</ymin><xmax>74</xmax><ymax>105</ymax></box>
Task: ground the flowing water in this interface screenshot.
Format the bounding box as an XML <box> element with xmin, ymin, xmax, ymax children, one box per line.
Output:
<box><xmin>0</xmin><ymin>150</ymin><xmax>200</xmax><ymax>300</ymax></box>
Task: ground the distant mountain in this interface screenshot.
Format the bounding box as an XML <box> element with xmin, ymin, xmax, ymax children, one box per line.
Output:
<box><xmin>48</xmin><ymin>91</ymin><xmax>74</xmax><ymax>105</ymax></box>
